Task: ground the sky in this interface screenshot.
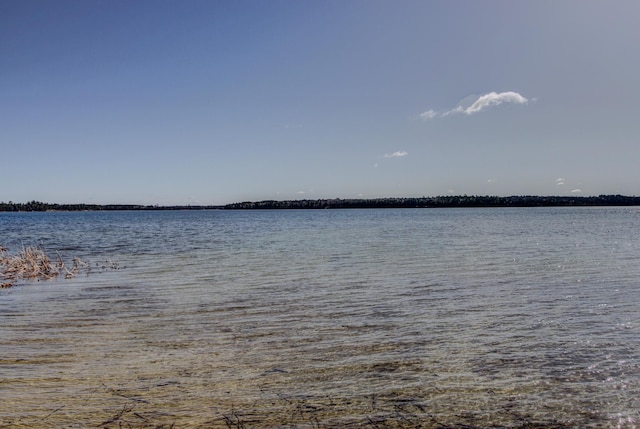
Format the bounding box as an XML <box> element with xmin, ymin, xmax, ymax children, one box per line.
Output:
<box><xmin>2</xmin><ymin>0</ymin><xmax>639</xmax><ymax>205</ymax></box>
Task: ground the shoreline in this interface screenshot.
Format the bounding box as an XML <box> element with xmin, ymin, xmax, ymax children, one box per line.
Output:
<box><xmin>1</xmin><ymin>194</ymin><xmax>640</xmax><ymax>212</ymax></box>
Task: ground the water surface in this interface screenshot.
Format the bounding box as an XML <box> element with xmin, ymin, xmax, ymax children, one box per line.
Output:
<box><xmin>1</xmin><ymin>208</ymin><xmax>639</xmax><ymax>428</ymax></box>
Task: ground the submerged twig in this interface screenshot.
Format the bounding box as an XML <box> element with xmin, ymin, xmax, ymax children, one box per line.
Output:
<box><xmin>97</xmin><ymin>403</ymin><xmax>135</xmax><ymax>427</ymax></box>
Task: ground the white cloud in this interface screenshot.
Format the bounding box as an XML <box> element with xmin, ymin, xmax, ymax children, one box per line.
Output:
<box><xmin>462</xmin><ymin>91</ymin><xmax>528</xmax><ymax>115</ymax></box>
<box><xmin>571</xmin><ymin>189</ymin><xmax>582</xmax><ymax>193</ymax></box>
<box><xmin>420</xmin><ymin>91</ymin><xmax>529</xmax><ymax>119</ymax></box>
<box><xmin>556</xmin><ymin>178</ymin><xmax>565</xmax><ymax>185</ymax></box>
<box><xmin>419</xmin><ymin>109</ymin><xmax>438</xmax><ymax>120</ymax></box>
<box><xmin>441</xmin><ymin>106</ymin><xmax>464</xmax><ymax>117</ymax></box>
<box><xmin>384</xmin><ymin>151</ymin><xmax>408</xmax><ymax>158</ymax></box>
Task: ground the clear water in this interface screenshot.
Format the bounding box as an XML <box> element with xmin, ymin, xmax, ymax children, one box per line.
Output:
<box><xmin>1</xmin><ymin>208</ymin><xmax>639</xmax><ymax>428</ymax></box>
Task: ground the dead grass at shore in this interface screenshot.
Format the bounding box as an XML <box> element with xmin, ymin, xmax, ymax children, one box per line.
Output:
<box><xmin>0</xmin><ymin>245</ymin><xmax>97</xmax><ymax>288</ymax></box>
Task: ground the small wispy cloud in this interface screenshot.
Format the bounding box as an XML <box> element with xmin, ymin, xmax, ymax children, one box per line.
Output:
<box><xmin>420</xmin><ymin>91</ymin><xmax>529</xmax><ymax>120</ymax></box>
<box><xmin>384</xmin><ymin>151</ymin><xmax>408</xmax><ymax>158</ymax></box>
<box><xmin>556</xmin><ymin>178</ymin><xmax>565</xmax><ymax>185</ymax></box>
<box><xmin>571</xmin><ymin>189</ymin><xmax>582</xmax><ymax>193</ymax></box>
<box><xmin>419</xmin><ymin>110</ymin><xmax>438</xmax><ymax>120</ymax></box>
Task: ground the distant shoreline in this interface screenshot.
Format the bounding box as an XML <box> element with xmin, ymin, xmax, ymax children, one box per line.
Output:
<box><xmin>1</xmin><ymin>195</ymin><xmax>639</xmax><ymax>212</ymax></box>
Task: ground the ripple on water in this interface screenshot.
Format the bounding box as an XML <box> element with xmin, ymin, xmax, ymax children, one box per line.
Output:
<box><xmin>1</xmin><ymin>208</ymin><xmax>639</xmax><ymax>428</ymax></box>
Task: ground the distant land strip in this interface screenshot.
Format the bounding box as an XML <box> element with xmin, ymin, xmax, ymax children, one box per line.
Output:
<box><xmin>1</xmin><ymin>195</ymin><xmax>640</xmax><ymax>212</ymax></box>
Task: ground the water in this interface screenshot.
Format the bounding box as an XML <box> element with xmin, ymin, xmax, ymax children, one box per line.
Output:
<box><xmin>1</xmin><ymin>207</ymin><xmax>639</xmax><ymax>428</ymax></box>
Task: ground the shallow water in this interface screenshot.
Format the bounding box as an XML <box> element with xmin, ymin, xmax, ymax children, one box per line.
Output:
<box><xmin>1</xmin><ymin>208</ymin><xmax>639</xmax><ymax>428</ymax></box>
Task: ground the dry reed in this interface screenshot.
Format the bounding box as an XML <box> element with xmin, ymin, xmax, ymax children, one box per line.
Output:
<box><xmin>0</xmin><ymin>245</ymin><xmax>88</xmax><ymax>288</ymax></box>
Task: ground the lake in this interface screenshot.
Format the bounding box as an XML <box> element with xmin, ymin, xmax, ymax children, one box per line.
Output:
<box><xmin>1</xmin><ymin>207</ymin><xmax>639</xmax><ymax>428</ymax></box>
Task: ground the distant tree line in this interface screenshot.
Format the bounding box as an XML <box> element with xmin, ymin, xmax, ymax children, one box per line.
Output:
<box><xmin>0</xmin><ymin>201</ymin><xmax>222</xmax><ymax>212</ymax></box>
<box><xmin>1</xmin><ymin>195</ymin><xmax>639</xmax><ymax>212</ymax></box>
<box><xmin>223</xmin><ymin>195</ymin><xmax>640</xmax><ymax>210</ymax></box>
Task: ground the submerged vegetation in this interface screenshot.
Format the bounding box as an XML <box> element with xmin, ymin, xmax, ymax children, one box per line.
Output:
<box><xmin>1</xmin><ymin>195</ymin><xmax>639</xmax><ymax>212</ymax></box>
<box><xmin>89</xmin><ymin>392</ymin><xmax>577</xmax><ymax>429</ymax></box>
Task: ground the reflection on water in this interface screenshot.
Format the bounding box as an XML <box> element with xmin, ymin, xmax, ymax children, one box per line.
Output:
<box><xmin>1</xmin><ymin>208</ymin><xmax>639</xmax><ymax>428</ymax></box>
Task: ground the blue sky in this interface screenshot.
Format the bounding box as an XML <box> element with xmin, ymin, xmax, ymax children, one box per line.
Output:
<box><xmin>2</xmin><ymin>0</ymin><xmax>639</xmax><ymax>205</ymax></box>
